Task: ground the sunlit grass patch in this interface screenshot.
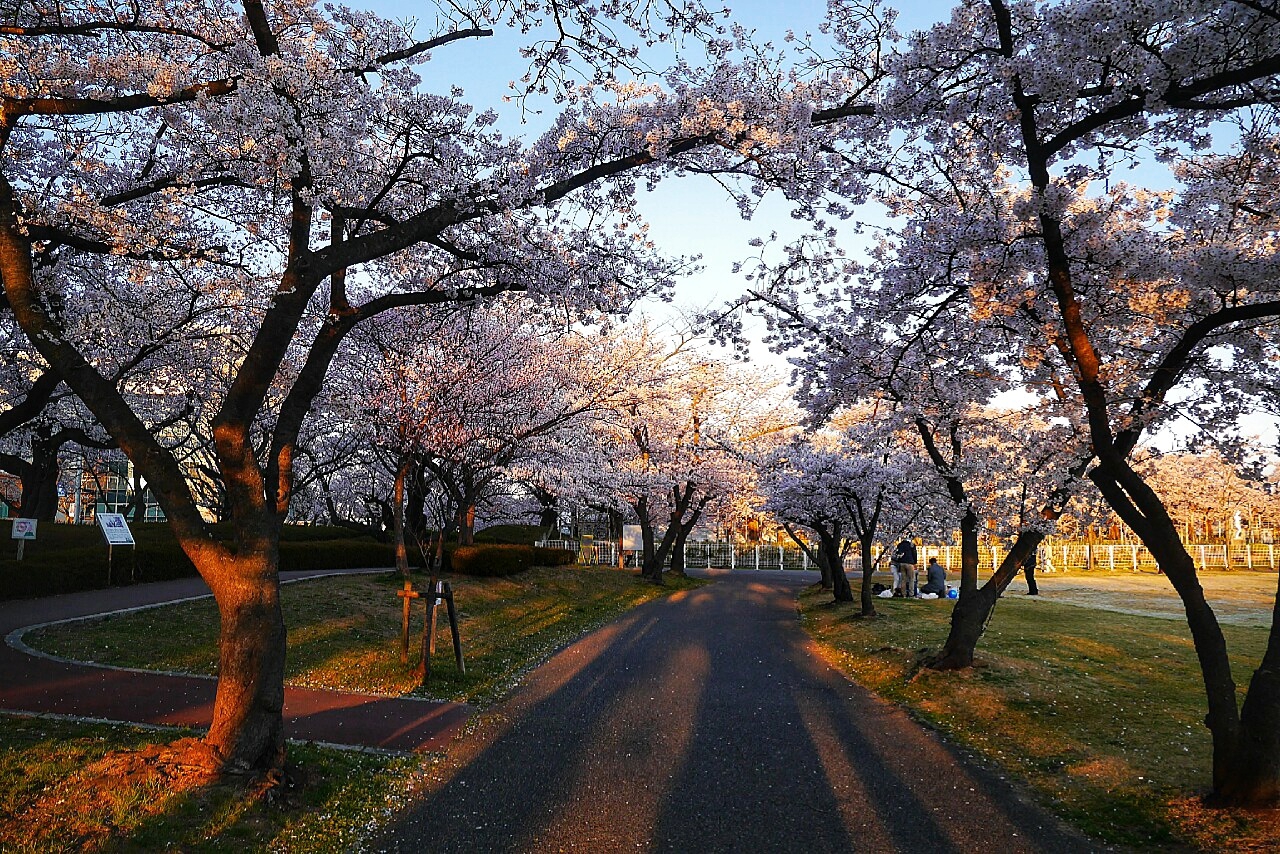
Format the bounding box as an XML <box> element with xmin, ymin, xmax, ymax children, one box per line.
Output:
<box><xmin>29</xmin><ymin>566</ymin><xmax>703</xmax><ymax>706</ymax></box>
<box><xmin>9</xmin><ymin>566</ymin><xmax>700</xmax><ymax>851</ymax></box>
<box><xmin>797</xmin><ymin>588</ymin><xmax>1278</xmax><ymax>851</ymax></box>
<box><xmin>0</xmin><ymin>714</ymin><xmax>421</xmax><ymax>853</ymax></box>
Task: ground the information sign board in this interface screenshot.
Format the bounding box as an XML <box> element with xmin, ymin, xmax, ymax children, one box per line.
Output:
<box><xmin>97</xmin><ymin>513</ymin><xmax>136</xmax><ymax>546</ymax></box>
<box><xmin>622</xmin><ymin>524</ymin><xmax>642</xmax><ymax>551</ymax></box>
<box><xmin>10</xmin><ymin>518</ymin><xmax>36</xmax><ymax>540</ymax></box>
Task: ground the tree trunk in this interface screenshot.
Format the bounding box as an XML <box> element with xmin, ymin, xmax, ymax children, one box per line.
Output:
<box><xmin>857</xmin><ymin>538</ymin><xmax>877</xmax><ymax>616</ymax></box>
<box><xmin>129</xmin><ymin>469</ymin><xmax>147</xmax><ymax>523</ymax></box>
<box><xmin>22</xmin><ymin>457</ymin><xmax>60</xmax><ymax>521</ymax></box>
<box><xmin>928</xmin><ymin>530</ymin><xmax>1044</xmax><ymax>669</ymax></box>
<box><xmin>668</xmin><ymin>500</ymin><xmax>707</xmax><ymax>578</ymax></box>
<box><xmin>205</xmin><ymin>552</ymin><xmax>287</xmax><ymax>775</ymax></box>
<box><xmin>782</xmin><ymin>524</ymin><xmax>830</xmax><ymax>589</ymax></box>
<box><xmin>818</xmin><ymin>559</ymin><xmax>833</xmax><ymax>589</ymax></box>
<box><xmin>392</xmin><ymin>457</ymin><xmax>410</xmax><ymax>579</ymax></box>
<box><xmin>822</xmin><ymin>531</ymin><xmax>853</xmax><ymax>602</ymax></box>
<box><xmin>926</xmin><ymin>509</ymin><xmax>986</xmax><ymax>669</ymax></box>
<box><xmin>1227</xmin><ymin>648</ymin><xmax>1280</xmax><ymax>805</ymax></box>
<box><xmin>929</xmin><ymin>588</ymin><xmax>994</xmax><ymax>670</ymax></box>
<box><xmin>1088</xmin><ymin>460</ymin><xmax>1261</xmax><ymax>800</ymax></box>
<box><xmin>670</xmin><ymin>524</ymin><xmax>689</xmax><ymax>576</ymax></box>
<box><xmin>20</xmin><ymin>432</ymin><xmax>62</xmax><ymax>522</ymax></box>
<box><xmin>457</xmin><ymin>502</ymin><xmax>476</xmax><ymax>545</ymax></box>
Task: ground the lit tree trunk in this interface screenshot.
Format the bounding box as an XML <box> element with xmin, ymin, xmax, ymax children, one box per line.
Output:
<box><xmin>392</xmin><ymin>456</ymin><xmax>410</xmax><ymax>579</ymax></box>
<box><xmin>205</xmin><ymin>550</ymin><xmax>287</xmax><ymax>775</ymax></box>
<box><xmin>1090</xmin><ymin>458</ymin><xmax>1266</xmax><ymax>801</ymax></box>
<box><xmin>2</xmin><ymin>169</ymin><xmax>304</xmax><ymax>776</ymax></box>
<box><xmin>457</xmin><ymin>502</ymin><xmax>476</xmax><ymax>545</ymax></box>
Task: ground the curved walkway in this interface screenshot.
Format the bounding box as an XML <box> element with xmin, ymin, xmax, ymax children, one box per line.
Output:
<box><xmin>376</xmin><ymin>570</ymin><xmax>1098</xmax><ymax>853</ymax></box>
<box><xmin>0</xmin><ymin>570</ymin><xmax>469</xmax><ymax>753</ymax></box>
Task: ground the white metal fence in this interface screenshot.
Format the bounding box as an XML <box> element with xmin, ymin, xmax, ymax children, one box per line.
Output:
<box><xmin>1040</xmin><ymin>541</ymin><xmax>1280</xmax><ymax>572</ymax></box>
<box><xmin>538</xmin><ymin>538</ymin><xmax>1280</xmax><ymax>573</ymax></box>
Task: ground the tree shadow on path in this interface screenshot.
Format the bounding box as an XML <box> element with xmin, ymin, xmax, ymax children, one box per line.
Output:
<box><xmin>376</xmin><ymin>574</ymin><xmax>1099</xmax><ymax>853</ymax></box>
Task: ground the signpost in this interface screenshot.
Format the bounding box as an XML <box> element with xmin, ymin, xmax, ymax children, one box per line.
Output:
<box><xmin>622</xmin><ymin>524</ymin><xmax>642</xmax><ymax>568</ymax></box>
<box><xmin>96</xmin><ymin>513</ymin><xmax>136</xmax><ymax>584</ymax></box>
<box><xmin>11</xmin><ymin>518</ymin><xmax>36</xmax><ymax>560</ymax></box>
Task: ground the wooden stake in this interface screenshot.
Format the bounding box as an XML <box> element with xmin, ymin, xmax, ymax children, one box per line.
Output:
<box><xmin>397</xmin><ymin>580</ymin><xmax>419</xmax><ymax>664</ymax></box>
<box><xmin>443</xmin><ymin>582</ymin><xmax>465</xmax><ymax>674</ymax></box>
<box><xmin>421</xmin><ymin>578</ymin><xmax>440</xmax><ymax>686</ymax></box>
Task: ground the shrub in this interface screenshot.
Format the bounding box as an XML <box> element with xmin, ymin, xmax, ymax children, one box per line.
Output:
<box><xmin>276</xmin><ymin>540</ymin><xmax>400</xmax><ymax>572</ymax></box>
<box><xmin>473</xmin><ymin>524</ymin><xmax>547</xmax><ymax>545</ymax></box>
<box><xmin>0</xmin><ymin>519</ymin><xmax>401</xmax><ymax>600</ymax></box>
<box><xmin>447</xmin><ymin>544</ymin><xmax>577</xmax><ymax>577</ymax></box>
<box><xmin>533</xmin><ymin>546</ymin><xmax>578</xmax><ymax>567</ymax></box>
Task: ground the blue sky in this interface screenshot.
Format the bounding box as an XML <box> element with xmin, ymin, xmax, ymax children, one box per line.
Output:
<box><xmin>348</xmin><ymin>1</ymin><xmax>955</xmax><ymax>362</ymax></box>
<box><xmin>344</xmin><ymin>4</ymin><xmax>1192</xmax><ymax>348</ymax></box>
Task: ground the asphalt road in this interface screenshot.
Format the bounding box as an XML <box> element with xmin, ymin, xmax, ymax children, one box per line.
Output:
<box><xmin>378</xmin><ymin>570</ymin><xmax>1098</xmax><ymax>853</ymax></box>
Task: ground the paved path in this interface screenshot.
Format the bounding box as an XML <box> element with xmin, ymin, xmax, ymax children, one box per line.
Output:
<box><xmin>0</xmin><ymin>570</ymin><xmax>469</xmax><ymax>752</ymax></box>
<box><xmin>377</xmin><ymin>570</ymin><xmax>1097</xmax><ymax>853</ymax></box>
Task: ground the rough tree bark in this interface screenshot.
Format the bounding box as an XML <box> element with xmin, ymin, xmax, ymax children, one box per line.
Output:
<box><xmin>782</xmin><ymin>523</ymin><xmax>833</xmax><ymax>590</ymax></box>
<box><xmin>819</xmin><ymin>526</ymin><xmax>854</xmax><ymax>602</ymax></box>
<box><xmin>392</xmin><ymin>456</ymin><xmax>411</xmax><ymax>579</ymax></box>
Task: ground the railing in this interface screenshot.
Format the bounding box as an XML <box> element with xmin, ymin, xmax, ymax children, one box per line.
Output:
<box><xmin>538</xmin><ymin>538</ymin><xmax>1280</xmax><ymax>573</ymax></box>
<box><xmin>1039</xmin><ymin>541</ymin><xmax>1279</xmax><ymax>572</ymax></box>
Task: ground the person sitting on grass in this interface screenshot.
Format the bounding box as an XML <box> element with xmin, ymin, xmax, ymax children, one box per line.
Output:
<box><xmin>920</xmin><ymin>557</ymin><xmax>947</xmax><ymax>596</ymax></box>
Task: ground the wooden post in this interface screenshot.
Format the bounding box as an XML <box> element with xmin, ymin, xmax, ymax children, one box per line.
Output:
<box><xmin>421</xmin><ymin>578</ymin><xmax>441</xmax><ymax>686</ymax></box>
<box><xmin>397</xmin><ymin>580</ymin><xmax>419</xmax><ymax>664</ymax></box>
<box><xmin>443</xmin><ymin>581</ymin><xmax>465</xmax><ymax>674</ymax></box>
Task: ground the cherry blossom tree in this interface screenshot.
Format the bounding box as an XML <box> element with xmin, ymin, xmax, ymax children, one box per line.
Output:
<box><xmin>734</xmin><ymin>186</ymin><xmax>1094</xmax><ymax>660</ymax></box>
<box><xmin>0</xmin><ymin>0</ymin><xmax>892</xmax><ymax>776</ymax></box>
<box><xmin>561</xmin><ymin>327</ymin><xmax>788</xmax><ymax>581</ymax></box>
<box><xmin>854</xmin><ymin>0</ymin><xmax>1280</xmax><ymax>802</ymax></box>
<box><xmin>761</xmin><ymin>418</ymin><xmax>939</xmax><ymax>614</ymax></box>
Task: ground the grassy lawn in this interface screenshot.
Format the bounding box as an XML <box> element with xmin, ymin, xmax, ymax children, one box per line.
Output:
<box><xmin>798</xmin><ymin>587</ymin><xmax>1280</xmax><ymax>851</ymax></box>
<box><xmin>29</xmin><ymin>565</ymin><xmax>700</xmax><ymax>706</ymax></box>
<box><xmin>4</xmin><ymin>566</ymin><xmax>701</xmax><ymax>851</ymax></box>
<box><xmin>0</xmin><ymin>714</ymin><xmax>421</xmax><ymax>853</ymax></box>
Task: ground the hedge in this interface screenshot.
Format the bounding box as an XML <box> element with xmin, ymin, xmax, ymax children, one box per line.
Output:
<box><xmin>0</xmin><ymin>520</ymin><xmax>403</xmax><ymax>600</ymax></box>
<box><xmin>447</xmin><ymin>543</ymin><xmax>577</xmax><ymax>577</ymax></box>
<box><xmin>473</xmin><ymin>524</ymin><xmax>547</xmax><ymax>545</ymax></box>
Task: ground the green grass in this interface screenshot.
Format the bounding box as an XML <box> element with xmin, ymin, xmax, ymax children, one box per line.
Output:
<box><xmin>29</xmin><ymin>566</ymin><xmax>704</xmax><ymax>705</ymax></box>
<box><xmin>6</xmin><ymin>565</ymin><xmax>701</xmax><ymax>851</ymax></box>
<box><xmin>797</xmin><ymin>589</ymin><xmax>1279</xmax><ymax>851</ymax></box>
<box><xmin>0</xmin><ymin>714</ymin><xmax>422</xmax><ymax>852</ymax></box>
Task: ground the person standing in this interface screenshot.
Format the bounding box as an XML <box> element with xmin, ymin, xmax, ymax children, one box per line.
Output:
<box><xmin>1023</xmin><ymin>550</ymin><xmax>1040</xmax><ymax>595</ymax></box>
<box><xmin>892</xmin><ymin>539</ymin><xmax>918</xmax><ymax>597</ymax></box>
